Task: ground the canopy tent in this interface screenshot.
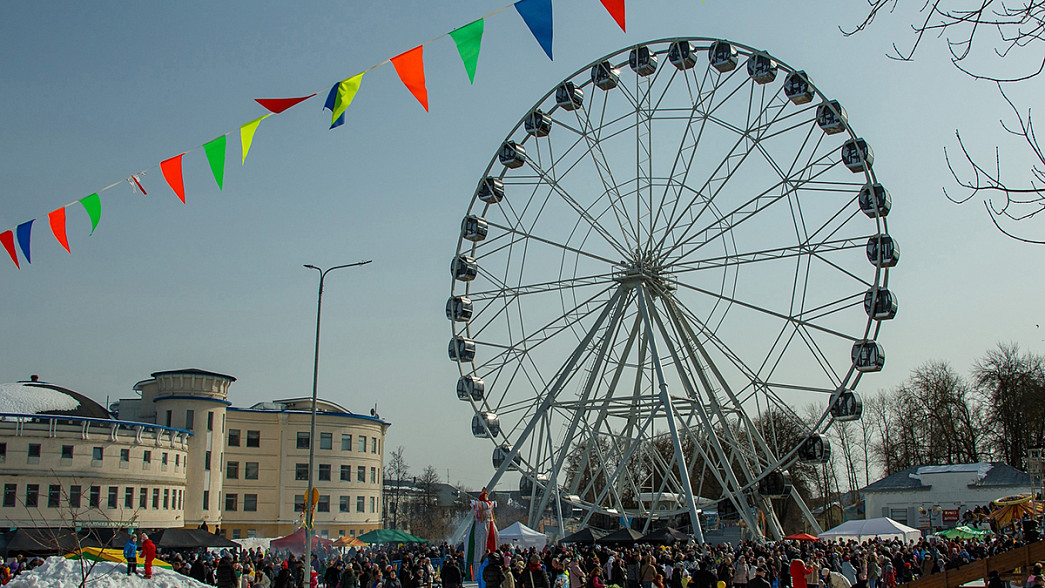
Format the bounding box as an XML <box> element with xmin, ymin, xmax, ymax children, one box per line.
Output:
<box><xmin>560</xmin><ymin>528</ymin><xmax>607</xmax><ymax>544</ymax></box>
<box><xmin>818</xmin><ymin>518</ymin><xmax>921</xmax><ymax>542</ymax></box>
<box><xmin>0</xmin><ymin>528</ymin><xmax>80</xmax><ymax>556</ymax></box>
<box><xmin>783</xmin><ymin>533</ymin><xmax>819</xmax><ymax>542</ymax></box>
<box><xmin>935</xmin><ymin>525</ymin><xmax>992</xmax><ymax>539</ymax></box>
<box><xmin>270</xmin><ymin>528</ymin><xmax>335</xmax><ymax>555</ymax></box>
<box><xmin>639</xmin><ymin>527</ymin><xmax>690</xmax><ymax>545</ymax></box>
<box><xmin>333</xmin><ymin>535</ymin><xmax>367</xmax><ymax>548</ymax></box>
<box><xmin>357</xmin><ymin>529</ymin><xmax>428</xmax><ymax>544</ymax></box>
<box><xmin>65</xmin><ymin>547</ymin><xmax>173</xmax><ymax>570</ymax></box>
<box><xmin>597</xmin><ymin>527</ymin><xmax>643</xmax><ymax>546</ymax></box>
<box><xmin>147</xmin><ymin>528</ymin><xmax>240</xmax><ymax>549</ymax></box>
<box><xmin>498</xmin><ymin>522</ymin><xmax>547</xmax><ymax>550</ymax></box>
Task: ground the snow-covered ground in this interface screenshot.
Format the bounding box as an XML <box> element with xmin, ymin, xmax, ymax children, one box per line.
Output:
<box><xmin>0</xmin><ymin>383</ymin><xmax>80</xmax><ymax>414</ymax></box>
<box><xmin>7</xmin><ymin>557</ymin><xmax>206</xmax><ymax>588</ymax></box>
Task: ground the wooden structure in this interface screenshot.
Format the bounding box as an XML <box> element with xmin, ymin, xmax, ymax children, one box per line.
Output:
<box><xmin>899</xmin><ymin>540</ymin><xmax>1045</xmax><ymax>588</ymax></box>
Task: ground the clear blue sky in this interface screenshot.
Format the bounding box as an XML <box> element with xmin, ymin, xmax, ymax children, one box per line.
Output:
<box><xmin>1</xmin><ymin>1</ymin><xmax>1041</xmax><ymax>490</ymax></box>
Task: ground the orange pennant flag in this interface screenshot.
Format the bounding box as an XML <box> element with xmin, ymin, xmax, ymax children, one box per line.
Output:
<box><xmin>48</xmin><ymin>207</ymin><xmax>71</xmax><ymax>253</ymax></box>
<box><xmin>391</xmin><ymin>45</ymin><xmax>429</xmax><ymax>112</ymax></box>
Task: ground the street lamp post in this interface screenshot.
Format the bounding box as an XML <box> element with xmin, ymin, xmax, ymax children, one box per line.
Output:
<box><xmin>303</xmin><ymin>260</ymin><xmax>372</xmax><ymax>572</ymax></box>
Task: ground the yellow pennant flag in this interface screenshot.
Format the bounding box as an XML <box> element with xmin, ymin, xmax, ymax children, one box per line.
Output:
<box><xmin>240</xmin><ymin>114</ymin><xmax>271</xmax><ymax>164</ymax></box>
<box><xmin>331</xmin><ymin>72</ymin><xmax>365</xmax><ymax>125</ymax></box>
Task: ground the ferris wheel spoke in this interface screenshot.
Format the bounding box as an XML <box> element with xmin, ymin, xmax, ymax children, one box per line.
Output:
<box><xmin>482</xmin><ymin>220</ymin><xmax>620</xmax><ymax>266</ymax></box>
<box><xmin>667</xmin><ymin>235</ymin><xmax>867</xmax><ymax>275</ymax></box>
<box><xmin>466</xmin><ymin>270</ymin><xmax>616</xmax><ymax>302</ymax></box>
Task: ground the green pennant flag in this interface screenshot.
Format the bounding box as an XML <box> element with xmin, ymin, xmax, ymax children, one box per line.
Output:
<box><xmin>79</xmin><ymin>193</ymin><xmax>101</xmax><ymax>235</ymax></box>
<box><xmin>203</xmin><ymin>135</ymin><xmax>227</xmax><ymax>190</ymax></box>
<box><xmin>332</xmin><ymin>73</ymin><xmax>365</xmax><ymax>125</ymax></box>
<box><xmin>450</xmin><ymin>19</ymin><xmax>484</xmax><ymax>84</ymax></box>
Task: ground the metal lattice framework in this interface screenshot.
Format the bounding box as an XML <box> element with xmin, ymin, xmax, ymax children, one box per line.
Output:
<box><xmin>447</xmin><ymin>38</ymin><xmax>896</xmax><ymax>541</ymax></box>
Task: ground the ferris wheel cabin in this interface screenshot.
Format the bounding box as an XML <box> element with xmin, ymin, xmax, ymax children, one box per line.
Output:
<box><xmin>457</xmin><ymin>374</ymin><xmax>485</xmax><ymax>401</ymax></box>
<box><xmin>798</xmin><ymin>434</ymin><xmax>831</xmax><ymax>463</ymax></box>
<box><xmin>629</xmin><ymin>45</ymin><xmax>658</xmax><ymax>76</ymax></box>
<box><xmin>669</xmin><ymin>41</ymin><xmax>697</xmax><ymax>70</ymax></box>
<box><xmin>555</xmin><ymin>82</ymin><xmax>583</xmax><ymax>111</ymax></box>
<box><xmin>784</xmin><ymin>71</ymin><xmax>815</xmax><ymax>104</ymax></box>
<box><xmin>446</xmin><ymin>295</ymin><xmax>473</xmax><ymax>322</ymax></box>
<box><xmin>859</xmin><ymin>183</ymin><xmax>892</xmax><ymax>218</ymax></box>
<box><xmin>866</xmin><ymin>234</ymin><xmax>900</xmax><ymax>268</ymax></box>
<box><xmin>709</xmin><ymin>40</ymin><xmax>738</xmax><ymax>72</ymax></box>
<box><xmin>448</xmin><ymin>336</ymin><xmax>476</xmax><ymax>362</ymax></box>
<box><xmin>451</xmin><ymin>255</ymin><xmax>478</xmax><ymax>281</ymax></box>
<box><xmin>816</xmin><ymin>101</ymin><xmax>848</xmax><ymax>135</ymax></box>
<box><xmin>462</xmin><ymin>215</ymin><xmax>488</xmax><ymax>242</ymax></box>
<box><xmin>831</xmin><ymin>390</ymin><xmax>863</xmax><ymax>421</ymax></box>
<box><xmin>477</xmin><ymin>177</ymin><xmax>504</xmax><ymax>204</ymax></box>
<box><xmin>492</xmin><ymin>443</ymin><xmax>521</xmax><ymax>471</ymax></box>
<box><xmin>525</xmin><ymin>109</ymin><xmax>552</xmax><ymax>137</ymax></box>
<box><xmin>747</xmin><ymin>52</ymin><xmax>778</xmax><ymax>84</ymax></box>
<box><xmin>472</xmin><ymin>412</ymin><xmax>500</xmax><ymax>438</ymax></box>
<box><xmin>842</xmin><ymin>138</ymin><xmax>874</xmax><ymax>172</ymax></box>
<box><xmin>851</xmin><ymin>340</ymin><xmax>885</xmax><ymax>372</ymax></box>
<box><xmin>592</xmin><ymin>61</ymin><xmax>621</xmax><ymax>90</ymax></box>
<box><xmin>864</xmin><ymin>288</ymin><xmax>898</xmax><ymax>320</ymax></box>
<box><xmin>758</xmin><ymin>471</ymin><xmax>793</xmax><ymax>498</ymax></box>
<box><xmin>499</xmin><ymin>141</ymin><xmax>526</xmax><ymax>169</ymax></box>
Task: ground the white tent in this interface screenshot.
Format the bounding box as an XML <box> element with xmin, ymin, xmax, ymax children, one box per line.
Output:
<box><xmin>818</xmin><ymin>517</ymin><xmax>921</xmax><ymax>542</ymax></box>
<box><xmin>498</xmin><ymin>521</ymin><xmax>548</xmax><ymax>550</ymax></box>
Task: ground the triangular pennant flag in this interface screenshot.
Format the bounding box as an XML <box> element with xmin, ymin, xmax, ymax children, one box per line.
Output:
<box><xmin>79</xmin><ymin>193</ymin><xmax>101</xmax><ymax>235</ymax></box>
<box><xmin>323</xmin><ymin>83</ymin><xmax>346</xmax><ymax>129</ymax></box>
<box><xmin>160</xmin><ymin>153</ymin><xmax>187</xmax><ymax>203</ymax></box>
<box><xmin>599</xmin><ymin>0</ymin><xmax>626</xmax><ymax>32</ymax></box>
<box><xmin>16</xmin><ymin>220</ymin><xmax>33</xmax><ymax>264</ymax></box>
<box><xmin>515</xmin><ymin>0</ymin><xmax>553</xmax><ymax>60</ymax></box>
<box><xmin>331</xmin><ymin>73</ymin><xmax>365</xmax><ymax>125</ymax></box>
<box><xmin>255</xmin><ymin>94</ymin><xmax>317</xmax><ymax>114</ymax></box>
<box><xmin>203</xmin><ymin>136</ymin><xmax>226</xmax><ymax>190</ymax></box>
<box><xmin>391</xmin><ymin>46</ymin><xmax>429</xmax><ymax>111</ymax></box>
<box><xmin>48</xmin><ymin>207</ymin><xmax>70</xmax><ymax>253</ymax></box>
<box><xmin>449</xmin><ymin>19</ymin><xmax>485</xmax><ymax>84</ymax></box>
<box><xmin>0</xmin><ymin>230</ymin><xmax>18</xmax><ymax>269</ymax></box>
<box><xmin>240</xmin><ymin>114</ymin><xmax>270</xmax><ymax>164</ymax></box>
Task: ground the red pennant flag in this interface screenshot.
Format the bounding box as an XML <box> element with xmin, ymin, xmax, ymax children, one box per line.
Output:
<box><xmin>600</xmin><ymin>0</ymin><xmax>625</xmax><ymax>31</ymax></box>
<box><xmin>0</xmin><ymin>230</ymin><xmax>18</xmax><ymax>268</ymax></box>
<box><xmin>255</xmin><ymin>94</ymin><xmax>317</xmax><ymax>114</ymax></box>
<box><xmin>160</xmin><ymin>154</ymin><xmax>186</xmax><ymax>203</ymax></box>
<box><xmin>391</xmin><ymin>45</ymin><xmax>429</xmax><ymax>111</ymax></box>
<box><xmin>47</xmin><ymin>207</ymin><xmax>71</xmax><ymax>253</ymax></box>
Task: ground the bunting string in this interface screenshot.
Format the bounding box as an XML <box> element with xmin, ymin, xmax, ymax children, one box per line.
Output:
<box><xmin>1</xmin><ymin>0</ymin><xmax>630</xmax><ymax>269</ymax></box>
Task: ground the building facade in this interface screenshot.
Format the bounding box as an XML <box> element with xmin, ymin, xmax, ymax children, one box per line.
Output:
<box><xmin>0</xmin><ymin>369</ymin><xmax>388</xmax><ymax>540</ymax></box>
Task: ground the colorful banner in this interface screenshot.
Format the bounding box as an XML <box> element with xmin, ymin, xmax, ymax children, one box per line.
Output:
<box><xmin>16</xmin><ymin>220</ymin><xmax>34</xmax><ymax>264</ymax></box>
<box><xmin>255</xmin><ymin>94</ymin><xmax>317</xmax><ymax>114</ymax></box>
<box><xmin>160</xmin><ymin>153</ymin><xmax>187</xmax><ymax>203</ymax></box>
<box><xmin>450</xmin><ymin>19</ymin><xmax>485</xmax><ymax>84</ymax></box>
<box><xmin>240</xmin><ymin>115</ymin><xmax>270</xmax><ymax>164</ymax></box>
<box><xmin>392</xmin><ymin>46</ymin><xmax>429</xmax><ymax>111</ymax></box>
<box><xmin>47</xmin><ymin>207</ymin><xmax>70</xmax><ymax>253</ymax></box>
<box><xmin>600</xmin><ymin>0</ymin><xmax>626</xmax><ymax>31</ymax></box>
<box><xmin>515</xmin><ymin>0</ymin><xmax>554</xmax><ymax>60</ymax></box>
<box><xmin>0</xmin><ymin>230</ymin><xmax>17</xmax><ymax>268</ymax></box>
<box><xmin>203</xmin><ymin>136</ymin><xmax>227</xmax><ymax>190</ymax></box>
<box><xmin>79</xmin><ymin>194</ymin><xmax>101</xmax><ymax>235</ymax></box>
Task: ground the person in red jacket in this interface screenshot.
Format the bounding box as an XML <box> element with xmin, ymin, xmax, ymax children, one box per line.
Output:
<box><xmin>790</xmin><ymin>560</ymin><xmax>815</xmax><ymax>588</ymax></box>
<box><xmin>141</xmin><ymin>533</ymin><xmax>157</xmax><ymax>579</ymax></box>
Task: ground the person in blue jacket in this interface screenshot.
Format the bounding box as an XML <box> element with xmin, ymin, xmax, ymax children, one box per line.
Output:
<box><xmin>124</xmin><ymin>533</ymin><xmax>139</xmax><ymax>576</ymax></box>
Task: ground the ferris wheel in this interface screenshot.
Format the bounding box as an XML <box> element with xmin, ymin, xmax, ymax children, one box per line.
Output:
<box><xmin>446</xmin><ymin>38</ymin><xmax>896</xmax><ymax>541</ymax></box>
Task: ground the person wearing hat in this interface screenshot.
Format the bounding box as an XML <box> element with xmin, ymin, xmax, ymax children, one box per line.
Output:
<box><xmin>140</xmin><ymin>532</ymin><xmax>156</xmax><ymax>579</ymax></box>
<box><xmin>821</xmin><ymin>568</ymin><xmax>851</xmax><ymax>588</ymax></box>
<box><xmin>217</xmin><ymin>555</ymin><xmax>238</xmax><ymax>588</ymax></box>
<box><xmin>520</xmin><ymin>554</ymin><xmax>551</xmax><ymax>588</ymax></box>
<box><xmin>748</xmin><ymin>568</ymin><xmax>771</xmax><ymax>588</ymax></box>
<box><xmin>124</xmin><ymin>533</ymin><xmax>139</xmax><ymax>576</ymax></box>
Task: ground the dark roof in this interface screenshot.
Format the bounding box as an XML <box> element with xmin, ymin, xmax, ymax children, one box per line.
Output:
<box><xmin>861</xmin><ymin>463</ymin><xmax>1036</xmax><ymax>493</ymax></box>
<box><xmin>149</xmin><ymin>368</ymin><xmax>237</xmax><ymax>382</ymax></box>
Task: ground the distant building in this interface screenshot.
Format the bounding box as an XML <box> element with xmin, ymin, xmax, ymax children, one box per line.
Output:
<box><xmin>0</xmin><ymin>370</ymin><xmax>388</xmax><ymax>540</ymax></box>
<box><xmin>1028</xmin><ymin>447</ymin><xmax>1044</xmax><ymax>480</ymax></box>
<box><xmin>860</xmin><ymin>462</ymin><xmax>1040</xmax><ymax>531</ymax></box>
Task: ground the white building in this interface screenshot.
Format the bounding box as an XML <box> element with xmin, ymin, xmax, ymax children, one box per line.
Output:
<box><xmin>860</xmin><ymin>462</ymin><xmax>1040</xmax><ymax>531</ymax></box>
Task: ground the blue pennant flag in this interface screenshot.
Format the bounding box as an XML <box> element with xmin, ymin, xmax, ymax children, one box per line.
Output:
<box><xmin>515</xmin><ymin>0</ymin><xmax>553</xmax><ymax>60</ymax></box>
<box><xmin>323</xmin><ymin>82</ymin><xmax>346</xmax><ymax>129</ymax></box>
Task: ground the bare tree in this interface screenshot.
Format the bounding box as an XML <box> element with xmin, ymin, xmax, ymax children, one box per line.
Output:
<box><xmin>845</xmin><ymin>0</ymin><xmax>1045</xmax><ymax>242</ymax></box>
<box><xmin>973</xmin><ymin>342</ymin><xmax>1045</xmax><ymax>467</ymax></box>
<box><xmin>385</xmin><ymin>446</ymin><xmax>409</xmax><ymax>529</ymax></box>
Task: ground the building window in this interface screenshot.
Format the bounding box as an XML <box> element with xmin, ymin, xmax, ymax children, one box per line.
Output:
<box><xmin>48</xmin><ymin>485</ymin><xmax>61</xmax><ymax>508</ymax></box>
<box><xmin>61</xmin><ymin>445</ymin><xmax>74</xmax><ymax>460</ymax></box>
<box><xmin>340</xmin><ymin>465</ymin><xmax>352</xmax><ymax>482</ymax></box>
<box><xmin>295</xmin><ymin>463</ymin><xmax>309</xmax><ymax>481</ymax></box>
<box><xmin>165</xmin><ymin>410</ymin><xmax>172</xmax><ymax>427</ymax></box>
<box><xmin>202</xmin><ymin>491</ymin><xmax>209</xmax><ymax>511</ymax></box>
<box><xmin>124</xmin><ymin>487</ymin><xmax>134</xmax><ymax>509</ymax></box>
<box><xmin>3</xmin><ymin>484</ymin><xmax>15</xmax><ymax>507</ymax></box>
<box><xmin>319</xmin><ymin>464</ymin><xmax>331</xmax><ymax>481</ymax></box>
<box><xmin>244</xmin><ymin>494</ymin><xmax>257</xmax><ymax>512</ymax></box>
<box><xmin>143</xmin><ymin>451</ymin><xmax>152</xmax><ymax>465</ymax></box>
<box><xmin>107</xmin><ymin>487</ymin><xmax>118</xmax><ymax>509</ymax></box>
<box><xmin>161</xmin><ymin>453</ymin><xmax>168</xmax><ymax>466</ymax></box>
<box><xmin>245</xmin><ymin>462</ymin><xmax>259</xmax><ymax>480</ymax></box>
<box><xmin>296</xmin><ymin>432</ymin><xmax>310</xmax><ymax>449</ymax></box>
<box><xmin>357</xmin><ymin>466</ymin><xmax>366</xmax><ymax>482</ymax></box>
<box><xmin>340</xmin><ymin>496</ymin><xmax>351</xmax><ymax>512</ymax></box>
<box><xmin>356</xmin><ymin>496</ymin><xmax>365</xmax><ymax>512</ymax></box>
<box><xmin>179</xmin><ymin>490</ymin><xmax>184</xmax><ymax>509</ymax></box>
<box><xmin>120</xmin><ymin>449</ymin><xmax>130</xmax><ymax>463</ymax></box>
<box><xmin>185</xmin><ymin>409</ymin><xmax>195</xmax><ymax>430</ymax></box>
<box><xmin>247</xmin><ymin>529</ymin><xmax>257</xmax><ymax>538</ymax></box>
<box><xmin>225</xmin><ymin>493</ymin><xmax>237</xmax><ymax>511</ymax></box>
<box><xmin>163</xmin><ymin>489</ymin><xmax>170</xmax><ymax>509</ymax></box>
<box><xmin>360</xmin><ymin>436</ymin><xmax>367</xmax><ymax>453</ymax></box>
<box><xmin>89</xmin><ymin>486</ymin><xmax>100</xmax><ymax>508</ymax></box>
<box><xmin>294</xmin><ymin>495</ymin><xmax>305</xmax><ymax>512</ymax></box>
<box><xmin>28</xmin><ymin>443</ymin><xmax>41</xmax><ymax>464</ymax></box>
<box><xmin>246</xmin><ymin>430</ymin><xmax>260</xmax><ymax>447</ymax></box>
<box><xmin>26</xmin><ymin>484</ymin><xmax>39</xmax><ymax>507</ymax></box>
<box><xmin>175</xmin><ymin>454</ymin><xmax>180</xmax><ymax>467</ymax></box>
<box><xmin>370</xmin><ymin>496</ymin><xmax>375</xmax><ymax>513</ymax></box>
<box><xmin>370</xmin><ymin>467</ymin><xmax>376</xmax><ymax>484</ymax></box>
<box><xmin>0</xmin><ymin>443</ymin><xmax>6</xmax><ymax>462</ymax></box>
<box><xmin>318</xmin><ymin>495</ymin><xmax>330</xmax><ymax>513</ymax></box>
<box><xmin>204</xmin><ymin>451</ymin><xmax>211</xmax><ymax>470</ymax></box>
<box><xmin>152</xmin><ymin>489</ymin><xmax>159</xmax><ymax>509</ymax></box>
<box><xmin>69</xmin><ymin>485</ymin><xmax>81</xmax><ymax>508</ymax></box>
<box><xmin>207</xmin><ymin>411</ymin><xmax>214</xmax><ymax>431</ymax></box>
<box><xmin>320</xmin><ymin>433</ymin><xmax>332</xmax><ymax>450</ymax></box>
<box><xmin>228</xmin><ymin>429</ymin><xmax>241</xmax><ymax>447</ymax></box>
<box><xmin>341</xmin><ymin>434</ymin><xmax>352</xmax><ymax>451</ymax></box>
<box><xmin>92</xmin><ymin>447</ymin><xmax>103</xmax><ymax>461</ymax></box>
<box><xmin>139</xmin><ymin>488</ymin><xmax>147</xmax><ymax>509</ymax></box>
<box><xmin>372</xmin><ymin>437</ymin><xmax>378</xmax><ymax>454</ymax></box>
<box><xmin>226</xmin><ymin>462</ymin><xmax>239</xmax><ymax>480</ymax></box>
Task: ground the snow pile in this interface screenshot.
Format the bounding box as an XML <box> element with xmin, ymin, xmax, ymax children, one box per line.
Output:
<box><xmin>0</xmin><ymin>383</ymin><xmax>80</xmax><ymax>415</ymax></box>
<box><xmin>232</xmin><ymin>536</ymin><xmax>272</xmax><ymax>551</ymax></box>
<box><xmin>7</xmin><ymin>557</ymin><xmax>206</xmax><ymax>588</ymax></box>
